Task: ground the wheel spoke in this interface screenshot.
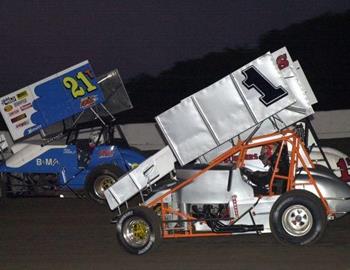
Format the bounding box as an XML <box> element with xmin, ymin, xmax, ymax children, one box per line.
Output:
<box><xmin>123</xmin><ymin>218</ymin><xmax>151</xmax><ymax>248</ymax></box>
<box><xmin>93</xmin><ymin>175</ymin><xmax>116</xmax><ymax>199</ymax></box>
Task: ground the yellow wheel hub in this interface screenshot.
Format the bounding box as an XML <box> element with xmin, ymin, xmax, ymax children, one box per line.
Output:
<box><xmin>131</xmin><ymin>221</ymin><xmax>149</xmax><ymax>240</ymax></box>
<box><xmin>123</xmin><ymin>218</ymin><xmax>151</xmax><ymax>247</ymax></box>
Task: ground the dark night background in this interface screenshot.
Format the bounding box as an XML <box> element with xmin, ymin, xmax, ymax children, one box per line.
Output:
<box><xmin>0</xmin><ymin>1</ymin><xmax>350</xmax><ymax>124</ymax></box>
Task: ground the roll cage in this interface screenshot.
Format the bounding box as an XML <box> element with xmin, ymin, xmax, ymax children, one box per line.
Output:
<box><xmin>144</xmin><ymin>130</ymin><xmax>333</xmax><ymax>239</ymax></box>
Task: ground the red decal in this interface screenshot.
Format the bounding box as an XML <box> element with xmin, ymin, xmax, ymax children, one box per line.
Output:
<box><xmin>80</xmin><ymin>95</ymin><xmax>96</xmax><ymax>109</ymax></box>
<box><xmin>20</xmin><ymin>103</ymin><xmax>32</xmax><ymax>111</ymax></box>
<box><xmin>232</xmin><ymin>195</ymin><xmax>239</xmax><ymax>218</ymax></box>
<box><xmin>99</xmin><ymin>149</ymin><xmax>113</xmax><ymax>157</ymax></box>
<box><xmin>16</xmin><ymin>120</ymin><xmax>29</xmax><ymax>128</ymax></box>
<box><xmin>276</xmin><ymin>54</ymin><xmax>289</xmax><ymax>70</ymax></box>
<box><xmin>84</xmin><ymin>69</ymin><xmax>94</xmax><ymax>79</ymax></box>
<box><xmin>229</xmin><ymin>195</ymin><xmax>239</xmax><ymax>225</ymax></box>
<box><xmin>224</xmin><ymin>153</ymin><xmax>258</xmax><ymax>163</ymax></box>
<box><xmin>10</xmin><ymin>113</ymin><xmax>26</xmax><ymax>123</ymax></box>
<box><xmin>336</xmin><ymin>158</ymin><xmax>350</xmax><ymax>182</ymax></box>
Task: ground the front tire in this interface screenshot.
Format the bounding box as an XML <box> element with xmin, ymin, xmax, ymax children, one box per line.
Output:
<box><xmin>116</xmin><ymin>207</ymin><xmax>161</xmax><ymax>255</ymax></box>
<box><xmin>85</xmin><ymin>164</ymin><xmax>123</xmax><ymax>204</ymax></box>
<box><xmin>270</xmin><ymin>190</ymin><xmax>327</xmax><ymax>245</ymax></box>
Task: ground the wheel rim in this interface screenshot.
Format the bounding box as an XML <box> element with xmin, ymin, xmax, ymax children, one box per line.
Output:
<box><xmin>282</xmin><ymin>204</ymin><xmax>313</xmax><ymax>237</ymax></box>
<box><xmin>93</xmin><ymin>175</ymin><xmax>116</xmax><ymax>199</ymax></box>
<box><xmin>123</xmin><ymin>217</ymin><xmax>151</xmax><ymax>248</ymax></box>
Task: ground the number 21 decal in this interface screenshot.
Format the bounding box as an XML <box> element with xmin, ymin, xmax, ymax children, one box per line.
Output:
<box><xmin>241</xmin><ymin>66</ymin><xmax>288</xmax><ymax>106</ymax></box>
<box><xmin>63</xmin><ymin>70</ymin><xmax>97</xmax><ymax>98</ymax></box>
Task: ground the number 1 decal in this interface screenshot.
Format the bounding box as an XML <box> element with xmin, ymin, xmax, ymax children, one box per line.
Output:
<box><xmin>241</xmin><ymin>66</ymin><xmax>288</xmax><ymax>106</ymax></box>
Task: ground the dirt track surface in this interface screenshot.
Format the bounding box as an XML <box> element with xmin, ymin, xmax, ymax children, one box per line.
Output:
<box><xmin>0</xmin><ymin>197</ymin><xmax>349</xmax><ymax>270</ymax></box>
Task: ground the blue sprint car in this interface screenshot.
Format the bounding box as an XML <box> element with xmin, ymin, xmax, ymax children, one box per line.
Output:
<box><xmin>0</xmin><ymin>125</ymin><xmax>145</xmax><ymax>203</ymax></box>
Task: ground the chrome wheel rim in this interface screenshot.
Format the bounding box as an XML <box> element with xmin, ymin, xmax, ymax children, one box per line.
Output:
<box><xmin>282</xmin><ymin>204</ymin><xmax>313</xmax><ymax>237</ymax></box>
<box><xmin>94</xmin><ymin>175</ymin><xmax>116</xmax><ymax>199</ymax></box>
<box><xmin>123</xmin><ymin>218</ymin><xmax>150</xmax><ymax>248</ymax></box>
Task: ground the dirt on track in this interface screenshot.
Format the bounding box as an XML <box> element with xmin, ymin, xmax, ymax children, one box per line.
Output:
<box><xmin>0</xmin><ymin>197</ymin><xmax>349</xmax><ymax>270</ymax></box>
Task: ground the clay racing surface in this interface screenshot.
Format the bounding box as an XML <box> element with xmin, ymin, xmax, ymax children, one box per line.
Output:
<box><xmin>0</xmin><ymin>197</ymin><xmax>349</xmax><ymax>270</ymax></box>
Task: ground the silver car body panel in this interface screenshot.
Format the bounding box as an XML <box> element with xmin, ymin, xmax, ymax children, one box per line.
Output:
<box><xmin>104</xmin><ymin>146</ymin><xmax>177</xmax><ymax>210</ymax></box>
<box><xmin>198</xmin><ymin>48</ymin><xmax>316</xmax><ymax>164</ymax></box>
<box><xmin>156</xmin><ymin>52</ymin><xmax>298</xmax><ymax>166</ymax></box>
<box><xmin>175</xmin><ymin>166</ymin><xmax>276</xmax><ymax>233</ymax></box>
<box><xmin>295</xmin><ymin>166</ymin><xmax>350</xmax><ymax>216</ymax></box>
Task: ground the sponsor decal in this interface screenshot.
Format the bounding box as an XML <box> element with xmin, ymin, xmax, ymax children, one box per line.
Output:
<box><xmin>80</xmin><ymin>95</ymin><xmax>97</xmax><ymax>109</ymax></box>
<box><xmin>13</xmin><ymin>98</ymin><xmax>27</xmax><ymax>107</ymax></box>
<box><xmin>224</xmin><ymin>153</ymin><xmax>258</xmax><ymax>163</ymax></box>
<box><xmin>1</xmin><ymin>96</ymin><xmax>16</xmax><ymax>105</ymax></box>
<box><xmin>20</xmin><ymin>103</ymin><xmax>32</xmax><ymax>111</ymax></box>
<box><xmin>63</xmin><ymin>148</ymin><xmax>75</xmax><ymax>154</ymax></box>
<box><xmin>337</xmin><ymin>157</ymin><xmax>350</xmax><ymax>183</ymax></box>
<box><xmin>276</xmin><ymin>53</ymin><xmax>289</xmax><ymax>70</ymax></box>
<box><xmin>36</xmin><ymin>158</ymin><xmax>59</xmax><ymax>166</ymax></box>
<box><xmin>138</xmin><ymin>240</ymin><xmax>153</xmax><ymax>255</ymax></box>
<box><xmin>229</xmin><ymin>195</ymin><xmax>239</xmax><ymax>225</ymax></box>
<box><xmin>16</xmin><ymin>90</ymin><xmax>28</xmax><ymax>100</ymax></box>
<box><xmin>4</xmin><ymin>104</ymin><xmax>13</xmax><ymax>112</ymax></box>
<box><xmin>10</xmin><ymin>113</ymin><xmax>26</xmax><ymax>123</ymax></box>
<box><xmin>99</xmin><ymin>149</ymin><xmax>114</xmax><ymax>157</ymax></box>
<box><xmin>232</xmin><ymin>195</ymin><xmax>239</xmax><ymax>218</ymax></box>
<box><xmin>16</xmin><ymin>120</ymin><xmax>29</xmax><ymax>128</ymax></box>
<box><xmin>9</xmin><ymin>109</ymin><xmax>20</xmax><ymax>117</ymax></box>
<box><xmin>117</xmin><ymin>210</ymin><xmax>134</xmax><ymax>230</ymax></box>
<box><xmin>26</xmin><ymin>124</ymin><xmax>42</xmax><ymax>135</ymax></box>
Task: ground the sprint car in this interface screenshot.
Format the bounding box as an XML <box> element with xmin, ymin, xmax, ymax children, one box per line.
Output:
<box><xmin>0</xmin><ymin>62</ymin><xmax>146</xmax><ymax>203</ymax></box>
<box><xmin>111</xmin><ymin>131</ymin><xmax>350</xmax><ymax>254</ymax></box>
<box><xmin>104</xmin><ymin>48</ymin><xmax>350</xmax><ymax>254</ymax></box>
<box><xmin>0</xmin><ymin>124</ymin><xmax>145</xmax><ymax>203</ymax></box>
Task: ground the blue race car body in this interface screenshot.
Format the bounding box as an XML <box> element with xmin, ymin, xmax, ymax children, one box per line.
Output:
<box><xmin>0</xmin><ymin>132</ymin><xmax>145</xmax><ymax>202</ymax></box>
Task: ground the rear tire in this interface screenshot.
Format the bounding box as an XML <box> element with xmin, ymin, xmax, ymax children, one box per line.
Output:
<box><xmin>85</xmin><ymin>164</ymin><xmax>123</xmax><ymax>204</ymax></box>
<box><xmin>270</xmin><ymin>190</ymin><xmax>327</xmax><ymax>245</ymax></box>
<box><xmin>116</xmin><ymin>207</ymin><xmax>161</xmax><ymax>255</ymax></box>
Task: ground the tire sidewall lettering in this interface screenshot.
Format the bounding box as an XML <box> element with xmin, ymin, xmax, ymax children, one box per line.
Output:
<box><xmin>117</xmin><ymin>210</ymin><xmax>134</xmax><ymax>231</ymax></box>
<box><xmin>137</xmin><ymin>237</ymin><xmax>154</xmax><ymax>255</ymax></box>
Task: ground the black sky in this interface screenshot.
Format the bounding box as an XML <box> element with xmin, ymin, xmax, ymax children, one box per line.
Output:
<box><xmin>1</xmin><ymin>0</ymin><xmax>349</xmax><ymax>94</ymax></box>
